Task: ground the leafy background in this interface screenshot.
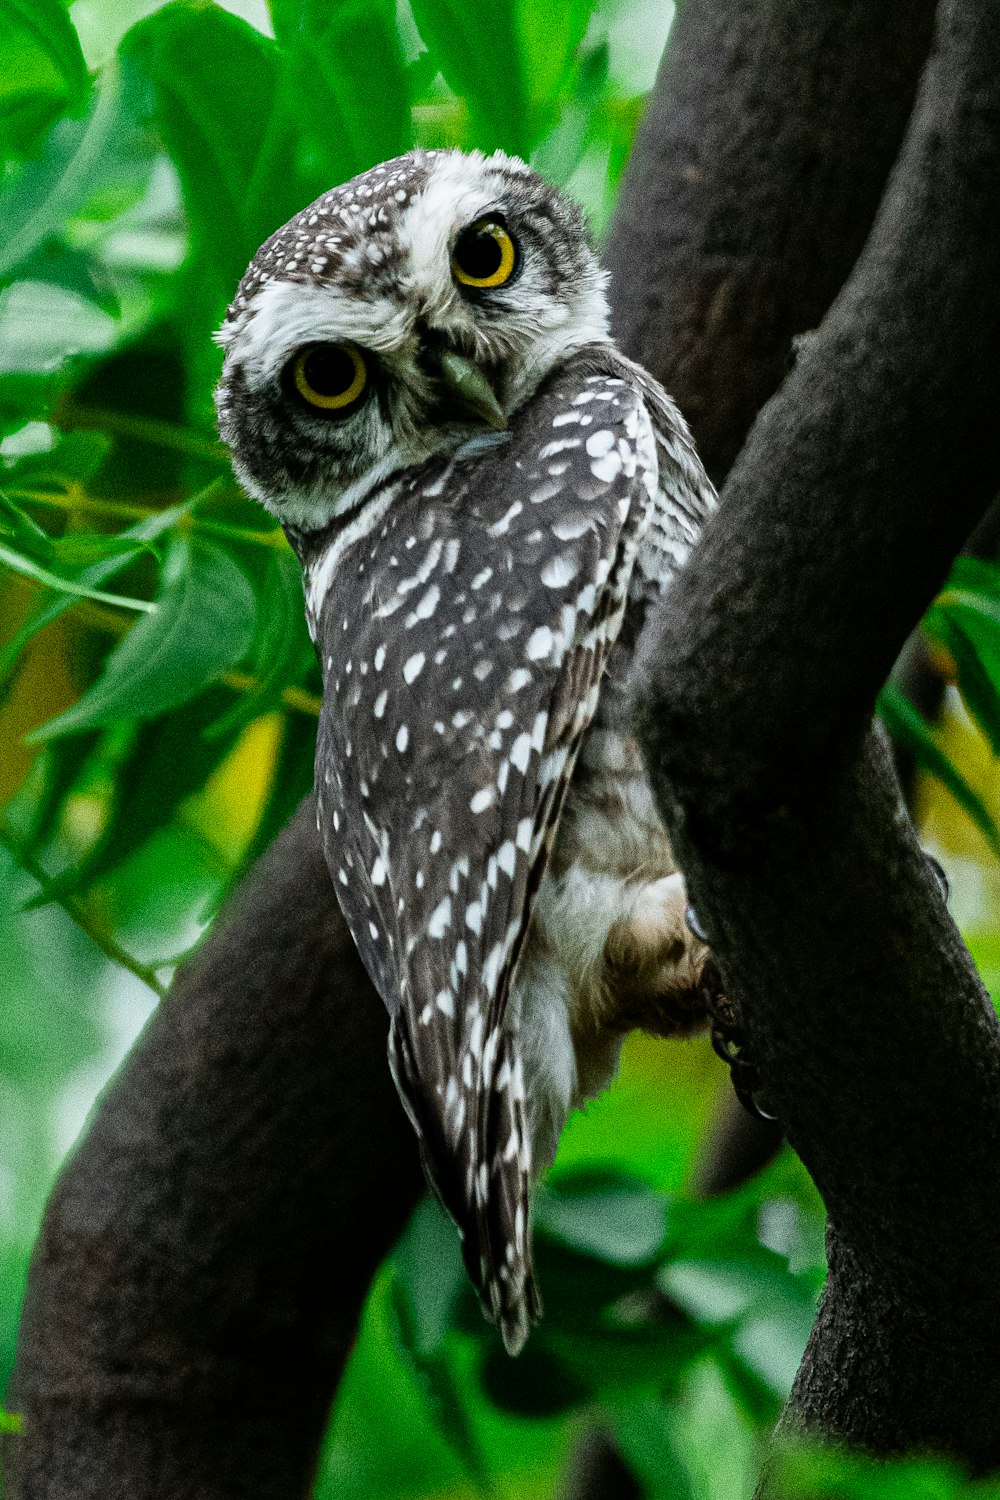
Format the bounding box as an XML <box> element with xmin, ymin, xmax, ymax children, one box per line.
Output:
<box><xmin>3</xmin><ymin>1</ymin><xmax>1000</xmax><ymax>1496</ymax></box>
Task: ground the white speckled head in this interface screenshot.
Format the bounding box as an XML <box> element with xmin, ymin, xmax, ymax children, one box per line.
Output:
<box><xmin>214</xmin><ymin>149</ymin><xmax>611</xmax><ymax>532</ymax></box>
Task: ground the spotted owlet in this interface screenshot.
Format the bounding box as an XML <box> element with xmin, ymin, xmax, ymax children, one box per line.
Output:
<box><xmin>215</xmin><ymin>148</ymin><xmax>717</xmax><ymax>1354</ymax></box>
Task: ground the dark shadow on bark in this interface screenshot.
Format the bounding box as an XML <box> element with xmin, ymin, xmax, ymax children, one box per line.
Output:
<box><xmin>689</xmin><ymin>1090</ymin><xmax>784</xmax><ymax>1200</ymax></box>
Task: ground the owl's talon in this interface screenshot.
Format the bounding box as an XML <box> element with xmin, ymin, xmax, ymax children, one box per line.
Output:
<box><xmin>734</xmin><ymin>1085</ymin><xmax>779</xmax><ymax>1123</ymax></box>
<box><xmin>685</xmin><ymin>903</ymin><xmax>709</xmax><ymax>943</ymax></box>
<box><xmin>709</xmin><ymin>996</ymin><xmax>779</xmax><ymax>1124</ymax></box>
<box><xmin>710</xmin><ymin>1022</ymin><xmax>742</xmax><ymax>1066</ymax></box>
<box><xmin>925</xmin><ymin>852</ymin><xmax>950</xmax><ymax>903</ymax></box>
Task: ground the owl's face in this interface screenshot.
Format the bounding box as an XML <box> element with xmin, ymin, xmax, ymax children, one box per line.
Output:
<box><xmin>215</xmin><ymin>149</ymin><xmax>610</xmax><ymax>532</ymax></box>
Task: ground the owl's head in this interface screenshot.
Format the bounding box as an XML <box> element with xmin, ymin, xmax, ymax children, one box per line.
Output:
<box><xmin>215</xmin><ymin>149</ymin><xmax>610</xmax><ymax>533</ymax></box>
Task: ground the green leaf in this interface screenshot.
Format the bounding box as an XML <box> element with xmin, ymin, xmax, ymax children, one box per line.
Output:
<box><xmin>0</xmin><ymin>279</ymin><xmax>118</xmax><ymax>376</ymax></box>
<box><xmin>389</xmin><ymin>1199</ymin><xmax>489</xmax><ymax>1484</ymax></box>
<box><xmin>27</xmin><ymin>687</ymin><xmax>248</xmax><ymax>899</ymax></box>
<box><xmin>121</xmin><ymin>2</ymin><xmax>284</xmax><ymax>292</ymax></box>
<box><xmin>938</xmin><ymin>555</ymin><xmax>1000</xmax><ymax>626</ymax></box>
<box><xmin>535</xmin><ymin>1169</ymin><xmax>669</xmax><ymax>1266</ymax></box>
<box><xmin>535</xmin><ymin>1318</ymin><xmax>709</xmax><ymax>1402</ymax></box>
<box><xmin>0</xmin><ymin>537</ymin><xmax>154</xmax><ymax>610</ymax></box>
<box><xmin>531</xmin><ymin>39</ymin><xmax>609</xmax><ymax>188</ymax></box>
<box><xmin>926</xmin><ymin>616</ymin><xmax>1000</xmax><ymax>759</ymax></box>
<box><xmin>409</xmin><ymin>0</ymin><xmax>529</xmax><ymax>154</ymax></box>
<box><xmin>0</xmin><ymin>497</ymin><xmax>190</xmax><ymax>682</ymax></box>
<box><xmin>6</xmin><ymin>428</ymin><xmax>111</xmax><ymax>486</ymax></box>
<box><xmin>30</xmin><ymin>534</ymin><xmax>255</xmax><ymax>739</ymax></box>
<box><xmin>50</xmin><ymin>532</ymin><xmax>152</xmax><ymax>569</ymax></box>
<box><xmin>767</xmin><ymin>1435</ymin><xmax>967</xmax><ymax>1500</ymax></box>
<box><xmin>18</xmin><ymin>238</ymin><xmax>120</xmax><ymax>317</ymax></box>
<box><xmin>479</xmin><ymin>1337</ymin><xmax>590</xmax><ymax>1416</ymax></box>
<box><xmin>202</xmin><ymin>545</ymin><xmax>310</xmax><ymax>741</ymax></box>
<box><xmin>0</xmin><ymin>487</ymin><xmax>51</xmax><ymax>550</ymax></box>
<box><xmin>730</xmin><ymin>1303</ymin><xmax>814</xmax><ymax>1397</ymax></box>
<box><xmin>229</xmin><ymin>706</ymin><xmax>316</xmax><ymax>883</ymax></box>
<box><xmin>0</xmin><ymin>0</ymin><xmax>89</xmax><ymax>159</ymax></box>
<box><xmin>613</xmin><ymin>1397</ymin><xmax>696</xmax><ymax>1500</ymax></box>
<box><xmin>0</xmin><ymin>368</ymin><xmax>63</xmax><ymax>434</ymax></box>
<box><xmin>877</xmin><ymin>681</ymin><xmax>1000</xmax><ymax>856</ymax></box>
<box><xmin>26</xmin><ymin>729</ymin><xmax>102</xmax><ymax>850</ymax></box>
<box><xmin>660</xmin><ymin>1254</ymin><xmax>796</xmax><ymax>1329</ymax></box>
<box><xmin>0</xmin><ymin>67</ymin><xmax>123</xmax><ymax>280</ymax></box>
<box><xmin>515</xmin><ymin>0</ymin><xmax>594</xmax><ymax>129</ymax></box>
<box><xmin>926</xmin><ymin>557</ymin><xmax>1000</xmax><ymax>757</ymax></box>
<box><xmin>392</xmin><ymin>1197</ymin><xmax>467</xmax><ymax>1360</ymax></box>
<box><xmin>267</xmin><ymin>0</ymin><xmax>412</xmax><ymax>192</ymax></box>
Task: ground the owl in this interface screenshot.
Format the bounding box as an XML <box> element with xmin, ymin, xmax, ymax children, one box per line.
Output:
<box><xmin>215</xmin><ymin>148</ymin><xmax>718</xmax><ymax>1355</ymax></box>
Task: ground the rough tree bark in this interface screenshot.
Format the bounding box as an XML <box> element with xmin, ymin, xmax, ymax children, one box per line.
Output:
<box><xmin>4</xmin><ymin>0</ymin><xmax>995</xmax><ymax>1495</ymax></box>
<box><xmin>605</xmin><ymin>0</ymin><xmax>937</xmax><ymax>482</ymax></box>
<box><xmin>634</xmin><ymin>0</ymin><xmax>1000</xmax><ymax>1463</ymax></box>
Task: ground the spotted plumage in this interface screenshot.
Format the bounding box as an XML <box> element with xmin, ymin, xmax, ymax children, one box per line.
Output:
<box><xmin>216</xmin><ymin>147</ymin><xmax>717</xmax><ymax>1354</ymax></box>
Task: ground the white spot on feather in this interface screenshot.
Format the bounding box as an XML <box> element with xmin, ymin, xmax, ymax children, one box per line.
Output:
<box><xmin>428</xmin><ymin>897</ymin><xmax>452</xmax><ymax>938</ymax></box>
<box><xmin>470</xmin><ymin>786</ymin><xmax>495</xmax><ymax>815</ymax></box>
<box><xmin>526</xmin><ymin>626</ymin><xmax>554</xmax><ymax>661</ymax></box>
<box><xmin>403</xmin><ymin>651</ymin><xmax>425</xmax><ymax>683</ymax></box>
<box><xmin>510</xmin><ymin>733</ymin><xmax>532</xmax><ymax>774</ymax></box>
<box><xmin>541</xmin><ymin>554</ymin><xmax>579</xmax><ymax>589</ymax></box>
<box><xmin>436</xmin><ymin>988</ymin><xmax>455</xmax><ymax>1017</ymax></box>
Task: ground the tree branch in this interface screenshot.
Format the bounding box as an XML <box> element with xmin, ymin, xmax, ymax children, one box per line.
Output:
<box><xmin>3</xmin><ymin>799</ymin><xmax>423</xmax><ymax>1499</ymax></box>
<box><xmin>635</xmin><ymin>0</ymin><xmax>1000</xmax><ymax>1461</ymax></box>
<box><xmin>638</xmin><ymin>0</ymin><xmax>1000</xmax><ymax>832</ymax></box>
<box><xmin>605</xmin><ymin>0</ymin><xmax>938</xmax><ymax>480</ymax></box>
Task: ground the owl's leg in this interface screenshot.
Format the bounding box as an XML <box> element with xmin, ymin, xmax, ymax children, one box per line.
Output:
<box><xmin>509</xmin><ymin>939</ymin><xmax>606</xmax><ymax>1177</ymax></box>
<box><xmin>528</xmin><ymin>864</ymin><xmax>713</xmax><ymax>1113</ymax></box>
<box><xmin>602</xmin><ymin>871</ymin><xmax>715</xmax><ymax>1039</ymax></box>
<box><xmin>512</xmin><ymin>868</ymin><xmax>724</xmax><ymax>1181</ymax></box>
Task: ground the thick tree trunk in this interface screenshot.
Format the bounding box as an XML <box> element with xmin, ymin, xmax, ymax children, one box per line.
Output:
<box><xmin>605</xmin><ymin>0</ymin><xmax>937</xmax><ymax>479</ymax></box>
<box><xmin>635</xmin><ymin>0</ymin><xmax>1000</xmax><ymax>1461</ymax></box>
<box><xmin>3</xmin><ymin>802</ymin><xmax>423</xmax><ymax>1498</ymax></box>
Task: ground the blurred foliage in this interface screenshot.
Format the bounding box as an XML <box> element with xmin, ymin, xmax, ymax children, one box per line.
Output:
<box><xmin>2</xmin><ymin>1</ymin><xmax>1000</xmax><ymax>1497</ymax></box>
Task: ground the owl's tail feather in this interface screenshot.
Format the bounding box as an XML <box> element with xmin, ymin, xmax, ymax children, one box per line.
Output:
<box><xmin>388</xmin><ymin>1013</ymin><xmax>541</xmax><ymax>1355</ymax></box>
<box><xmin>476</xmin><ymin>1029</ymin><xmax>541</xmax><ymax>1356</ymax></box>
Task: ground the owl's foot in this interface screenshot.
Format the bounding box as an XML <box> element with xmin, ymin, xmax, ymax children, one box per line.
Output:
<box><xmin>603</xmin><ymin>873</ymin><xmax>718</xmax><ymax>1038</ymax></box>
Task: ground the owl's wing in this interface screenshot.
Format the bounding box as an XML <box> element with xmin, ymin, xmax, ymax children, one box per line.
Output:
<box><xmin>310</xmin><ymin>354</ymin><xmax>664</xmax><ymax>1352</ymax></box>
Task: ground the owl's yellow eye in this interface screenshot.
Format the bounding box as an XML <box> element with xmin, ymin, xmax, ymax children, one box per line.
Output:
<box><xmin>452</xmin><ymin>219</ymin><xmax>518</xmax><ymax>289</ymax></box>
<box><xmin>291</xmin><ymin>342</ymin><xmax>368</xmax><ymax>411</ymax></box>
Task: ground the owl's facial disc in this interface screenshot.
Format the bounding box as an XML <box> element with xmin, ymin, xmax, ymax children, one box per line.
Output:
<box><xmin>215</xmin><ymin>148</ymin><xmax>611</xmax><ymax>534</ymax></box>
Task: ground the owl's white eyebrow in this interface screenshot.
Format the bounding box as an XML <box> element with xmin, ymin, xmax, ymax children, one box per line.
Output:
<box><xmin>229</xmin><ymin>280</ymin><xmax>410</xmax><ymax>383</ymax></box>
<box><xmin>403</xmin><ymin>155</ymin><xmax>503</xmax><ymax>294</ymax></box>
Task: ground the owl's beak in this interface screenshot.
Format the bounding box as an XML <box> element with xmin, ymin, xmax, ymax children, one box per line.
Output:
<box><xmin>436</xmin><ymin>351</ymin><xmax>508</xmax><ymax>431</ymax></box>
